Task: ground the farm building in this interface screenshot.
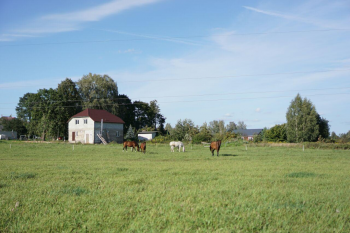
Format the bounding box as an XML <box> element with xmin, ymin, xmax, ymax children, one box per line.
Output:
<box><xmin>138</xmin><ymin>131</ymin><xmax>158</xmax><ymax>141</ymax></box>
<box><xmin>234</xmin><ymin>129</ymin><xmax>263</xmax><ymax>141</ymax></box>
<box><xmin>68</xmin><ymin>109</ymin><xmax>125</xmax><ymax>144</ymax></box>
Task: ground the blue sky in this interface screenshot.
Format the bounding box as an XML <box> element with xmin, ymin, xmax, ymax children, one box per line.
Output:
<box><xmin>1</xmin><ymin>0</ymin><xmax>350</xmax><ymax>134</ymax></box>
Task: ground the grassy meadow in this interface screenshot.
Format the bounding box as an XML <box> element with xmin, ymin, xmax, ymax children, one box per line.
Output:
<box><xmin>0</xmin><ymin>141</ymin><xmax>349</xmax><ymax>232</ymax></box>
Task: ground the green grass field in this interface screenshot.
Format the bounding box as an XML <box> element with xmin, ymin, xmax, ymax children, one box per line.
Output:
<box><xmin>0</xmin><ymin>141</ymin><xmax>349</xmax><ymax>232</ymax></box>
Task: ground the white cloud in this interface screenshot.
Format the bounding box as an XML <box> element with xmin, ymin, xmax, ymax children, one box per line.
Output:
<box><xmin>243</xmin><ymin>5</ymin><xmax>350</xmax><ymax>29</ymax></box>
<box><xmin>42</xmin><ymin>0</ymin><xmax>161</xmax><ymax>22</ymax></box>
<box><xmin>3</xmin><ymin>0</ymin><xmax>162</xmax><ymax>41</ymax></box>
<box><xmin>255</xmin><ymin>108</ymin><xmax>261</xmax><ymax>112</ymax></box>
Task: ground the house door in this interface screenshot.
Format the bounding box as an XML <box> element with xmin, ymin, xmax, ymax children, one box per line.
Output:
<box><xmin>72</xmin><ymin>132</ymin><xmax>75</xmax><ymax>141</ymax></box>
<box><xmin>86</xmin><ymin>134</ymin><xmax>89</xmax><ymax>144</ymax></box>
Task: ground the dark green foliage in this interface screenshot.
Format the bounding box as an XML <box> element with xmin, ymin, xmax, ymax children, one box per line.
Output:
<box><xmin>56</xmin><ymin>78</ymin><xmax>83</xmax><ymax>137</ymax></box>
<box><xmin>0</xmin><ymin>118</ymin><xmax>27</xmax><ymax>137</ymax></box>
<box><xmin>15</xmin><ymin>74</ymin><xmax>167</xmax><ymax>140</ymax></box>
<box><xmin>125</xmin><ymin>125</ymin><xmax>136</xmax><ymax>141</ymax></box>
<box><xmin>172</xmin><ymin>119</ymin><xmax>198</xmax><ymax>141</ymax></box>
<box><xmin>265</xmin><ymin>124</ymin><xmax>287</xmax><ymax>142</ymax></box>
<box><xmin>15</xmin><ymin>79</ymin><xmax>82</xmax><ymax>139</ymax></box>
<box><xmin>133</xmin><ymin>100</ymin><xmax>165</xmax><ymax>131</ymax></box>
<box><xmin>117</xmin><ymin>94</ymin><xmax>135</xmax><ymax>133</ymax></box>
<box><xmin>317</xmin><ymin>114</ymin><xmax>330</xmax><ymax>139</ymax></box>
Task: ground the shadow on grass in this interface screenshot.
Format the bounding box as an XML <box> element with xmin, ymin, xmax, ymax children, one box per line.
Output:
<box><xmin>220</xmin><ymin>154</ymin><xmax>238</xmax><ymax>157</ymax></box>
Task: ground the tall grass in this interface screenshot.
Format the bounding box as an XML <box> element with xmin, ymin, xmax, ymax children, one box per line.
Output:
<box><xmin>0</xmin><ymin>141</ymin><xmax>349</xmax><ymax>232</ymax></box>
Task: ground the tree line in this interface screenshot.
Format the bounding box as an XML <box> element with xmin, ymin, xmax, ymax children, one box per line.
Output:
<box><xmin>6</xmin><ymin>73</ymin><xmax>165</xmax><ymax>140</ymax></box>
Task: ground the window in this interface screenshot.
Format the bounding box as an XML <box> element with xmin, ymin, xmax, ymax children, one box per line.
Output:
<box><xmin>75</xmin><ymin>119</ymin><xmax>79</xmax><ymax>124</ymax></box>
<box><xmin>84</xmin><ymin>119</ymin><xmax>88</xmax><ymax>124</ymax></box>
<box><xmin>116</xmin><ymin>131</ymin><xmax>120</xmax><ymax>137</ymax></box>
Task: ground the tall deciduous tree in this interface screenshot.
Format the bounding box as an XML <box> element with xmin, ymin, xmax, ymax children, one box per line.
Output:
<box><xmin>237</xmin><ymin>121</ymin><xmax>247</xmax><ymax>129</ymax></box>
<box><xmin>77</xmin><ymin>73</ymin><xmax>119</xmax><ymax>115</ymax></box>
<box><xmin>208</xmin><ymin>120</ymin><xmax>226</xmax><ymax>135</ymax></box>
<box><xmin>56</xmin><ymin>78</ymin><xmax>82</xmax><ymax>138</ymax></box>
<box><xmin>286</xmin><ymin>94</ymin><xmax>319</xmax><ymax>142</ymax></box>
<box><xmin>117</xmin><ymin>94</ymin><xmax>135</xmax><ymax>133</ymax></box>
<box><xmin>226</xmin><ymin>122</ymin><xmax>237</xmax><ymax>132</ymax></box>
<box><xmin>172</xmin><ymin>119</ymin><xmax>198</xmax><ymax>140</ymax></box>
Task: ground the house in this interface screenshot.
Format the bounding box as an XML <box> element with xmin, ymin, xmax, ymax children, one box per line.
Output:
<box><xmin>68</xmin><ymin>109</ymin><xmax>125</xmax><ymax>144</ymax></box>
<box><xmin>138</xmin><ymin>131</ymin><xmax>158</xmax><ymax>141</ymax></box>
<box><xmin>234</xmin><ymin>129</ymin><xmax>263</xmax><ymax>141</ymax></box>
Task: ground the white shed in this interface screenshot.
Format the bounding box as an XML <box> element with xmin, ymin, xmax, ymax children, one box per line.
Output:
<box><xmin>138</xmin><ymin>131</ymin><xmax>158</xmax><ymax>141</ymax></box>
<box><xmin>68</xmin><ymin>109</ymin><xmax>125</xmax><ymax>144</ymax></box>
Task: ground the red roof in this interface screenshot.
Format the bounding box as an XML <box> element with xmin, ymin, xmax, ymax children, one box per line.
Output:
<box><xmin>69</xmin><ymin>109</ymin><xmax>124</xmax><ymax>124</ymax></box>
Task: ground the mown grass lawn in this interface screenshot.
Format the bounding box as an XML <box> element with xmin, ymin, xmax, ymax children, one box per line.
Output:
<box><xmin>0</xmin><ymin>141</ymin><xmax>349</xmax><ymax>232</ymax></box>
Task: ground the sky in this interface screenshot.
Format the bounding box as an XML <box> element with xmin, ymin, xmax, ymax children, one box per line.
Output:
<box><xmin>0</xmin><ymin>0</ymin><xmax>350</xmax><ymax>134</ymax></box>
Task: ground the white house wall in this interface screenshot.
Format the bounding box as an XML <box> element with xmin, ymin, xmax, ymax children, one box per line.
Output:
<box><xmin>68</xmin><ymin>117</ymin><xmax>94</xmax><ymax>144</ymax></box>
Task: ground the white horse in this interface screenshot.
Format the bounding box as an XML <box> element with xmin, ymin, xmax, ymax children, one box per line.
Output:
<box><xmin>169</xmin><ymin>141</ymin><xmax>185</xmax><ymax>152</ymax></box>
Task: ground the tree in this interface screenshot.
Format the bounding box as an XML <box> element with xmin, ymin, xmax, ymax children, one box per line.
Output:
<box><xmin>56</xmin><ymin>78</ymin><xmax>82</xmax><ymax>138</ymax></box>
<box><xmin>317</xmin><ymin>114</ymin><xmax>330</xmax><ymax>139</ymax></box>
<box><xmin>77</xmin><ymin>73</ymin><xmax>119</xmax><ymax>115</ymax></box>
<box><xmin>339</xmin><ymin>130</ymin><xmax>350</xmax><ymax>143</ymax></box>
<box><xmin>134</xmin><ymin>101</ymin><xmax>153</xmax><ymax>130</ymax></box>
<box><xmin>265</xmin><ymin>124</ymin><xmax>287</xmax><ymax>142</ymax></box>
<box><xmin>226</xmin><ymin>122</ymin><xmax>237</xmax><ymax>132</ymax></box>
<box><xmin>192</xmin><ymin>122</ymin><xmax>212</xmax><ymax>143</ymax></box>
<box><xmin>133</xmin><ymin>100</ymin><xmax>166</xmax><ymax>132</ymax></box>
<box><xmin>165</xmin><ymin>123</ymin><xmax>173</xmax><ymax>135</ymax></box>
<box><xmin>208</xmin><ymin>120</ymin><xmax>226</xmax><ymax>135</ymax></box>
<box><xmin>330</xmin><ymin>131</ymin><xmax>338</xmax><ymax>142</ymax></box>
<box><xmin>172</xmin><ymin>119</ymin><xmax>198</xmax><ymax>141</ymax></box>
<box><xmin>0</xmin><ymin>117</ymin><xmax>27</xmax><ymax>137</ymax></box>
<box><xmin>237</xmin><ymin>121</ymin><xmax>247</xmax><ymax>129</ymax></box>
<box><xmin>286</xmin><ymin>94</ymin><xmax>319</xmax><ymax>142</ymax></box>
<box><xmin>125</xmin><ymin>125</ymin><xmax>136</xmax><ymax>141</ymax></box>
<box><xmin>117</xmin><ymin>94</ymin><xmax>135</xmax><ymax>133</ymax></box>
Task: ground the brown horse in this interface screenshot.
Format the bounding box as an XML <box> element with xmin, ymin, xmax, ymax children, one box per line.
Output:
<box><xmin>123</xmin><ymin>141</ymin><xmax>139</xmax><ymax>152</ymax></box>
<box><xmin>140</xmin><ymin>142</ymin><xmax>146</xmax><ymax>154</ymax></box>
<box><xmin>209</xmin><ymin>140</ymin><xmax>221</xmax><ymax>156</ymax></box>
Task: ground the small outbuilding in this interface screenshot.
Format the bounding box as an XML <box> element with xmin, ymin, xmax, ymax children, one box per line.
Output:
<box><xmin>138</xmin><ymin>131</ymin><xmax>158</xmax><ymax>141</ymax></box>
<box><xmin>234</xmin><ymin>129</ymin><xmax>263</xmax><ymax>141</ymax></box>
<box><xmin>68</xmin><ymin>109</ymin><xmax>125</xmax><ymax>144</ymax></box>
